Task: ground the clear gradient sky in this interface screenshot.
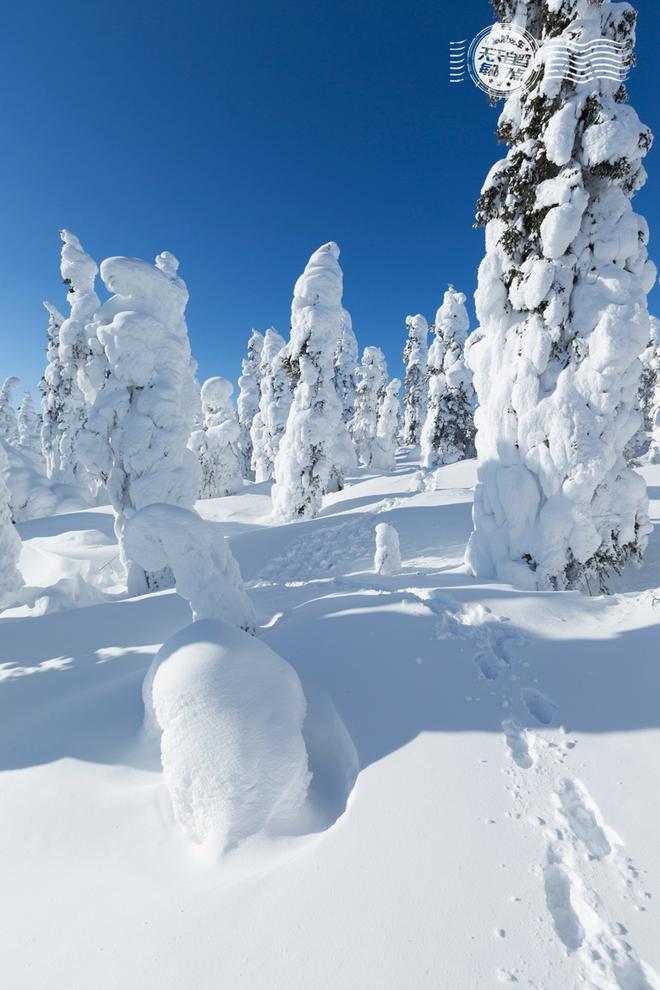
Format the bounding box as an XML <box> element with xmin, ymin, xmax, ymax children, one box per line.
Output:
<box><xmin>1</xmin><ymin>0</ymin><xmax>658</xmax><ymax>398</ymax></box>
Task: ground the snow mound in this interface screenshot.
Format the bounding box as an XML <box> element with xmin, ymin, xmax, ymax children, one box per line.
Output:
<box><xmin>374</xmin><ymin>522</ymin><xmax>401</xmax><ymax>575</ymax></box>
<box><xmin>2</xmin><ymin>440</ymin><xmax>87</xmax><ymax>522</ymax></box>
<box><xmin>124</xmin><ymin>503</ymin><xmax>256</xmax><ymax>630</ymax></box>
<box><xmin>144</xmin><ymin>618</ymin><xmax>311</xmax><ymax>849</ymax></box>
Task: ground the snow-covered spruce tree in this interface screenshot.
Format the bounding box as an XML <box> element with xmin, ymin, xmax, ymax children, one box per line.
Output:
<box><xmin>79</xmin><ymin>251</ymin><xmax>201</xmax><ymax>593</ymax></box>
<box><xmin>374</xmin><ymin>522</ymin><xmax>401</xmax><ymax>576</ymax></box>
<box><xmin>420</xmin><ymin>286</ymin><xmax>476</xmax><ymax>469</ymax></box>
<box><xmin>0</xmin><ymin>441</ymin><xmax>23</xmax><ymax>605</ymax></box>
<box><xmin>236</xmin><ymin>329</ymin><xmax>264</xmax><ymax>478</ymax></box>
<box><xmin>402</xmin><ymin>314</ymin><xmax>429</xmax><ymax>446</ymax></box>
<box><xmin>334</xmin><ymin>309</ymin><xmax>359</xmax><ymax>424</ymax></box>
<box><xmin>190</xmin><ymin>377</ymin><xmax>243</xmax><ymax>498</ymax></box>
<box><xmin>250</xmin><ymin>328</ymin><xmax>290</xmax><ymax>482</ymax></box>
<box><xmin>645</xmin><ymin>317</ymin><xmax>660</xmax><ymax>463</ymax></box>
<box><xmin>17</xmin><ymin>394</ymin><xmax>42</xmax><ymax>457</ymax></box>
<box><xmin>372</xmin><ymin>378</ymin><xmax>402</xmax><ymax>471</ymax></box>
<box><xmin>272</xmin><ymin>242</ymin><xmax>353</xmax><ymax>520</ymax></box>
<box><xmin>39</xmin><ymin>302</ymin><xmax>66</xmax><ymax>476</ymax></box>
<box><xmin>466</xmin><ymin>0</ymin><xmax>656</xmax><ymax>592</ymax></box>
<box><xmin>351</xmin><ymin>346</ymin><xmax>389</xmax><ymax>466</ymax></box>
<box><xmin>57</xmin><ymin>230</ymin><xmax>100</xmax><ymax>493</ymax></box>
<box><xmin>0</xmin><ymin>377</ymin><xmax>20</xmax><ymax>444</ymax></box>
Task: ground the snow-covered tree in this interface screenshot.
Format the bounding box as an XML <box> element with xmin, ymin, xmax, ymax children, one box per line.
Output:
<box><xmin>0</xmin><ymin>378</ymin><xmax>20</xmax><ymax>445</ymax></box>
<box><xmin>16</xmin><ymin>394</ymin><xmax>41</xmax><ymax>457</ymax></box>
<box><xmin>372</xmin><ymin>378</ymin><xmax>402</xmax><ymax>471</ymax></box>
<box><xmin>79</xmin><ymin>251</ymin><xmax>201</xmax><ymax>593</ymax></box>
<box><xmin>374</xmin><ymin>523</ymin><xmax>401</xmax><ymax>575</ymax></box>
<box><xmin>57</xmin><ymin>230</ymin><xmax>100</xmax><ymax>493</ymax></box>
<box><xmin>334</xmin><ymin>309</ymin><xmax>359</xmax><ymax>424</ymax></box>
<box><xmin>402</xmin><ymin>314</ymin><xmax>429</xmax><ymax>446</ymax></box>
<box><xmin>39</xmin><ymin>302</ymin><xmax>66</xmax><ymax>476</ymax></box>
<box><xmin>250</xmin><ymin>329</ymin><xmax>290</xmax><ymax>482</ymax></box>
<box><xmin>272</xmin><ymin>242</ymin><xmax>353</xmax><ymax>520</ymax></box>
<box><xmin>351</xmin><ymin>346</ymin><xmax>388</xmax><ymax>467</ymax></box>
<box><xmin>466</xmin><ymin>0</ymin><xmax>656</xmax><ymax>592</ymax></box>
<box><xmin>236</xmin><ymin>329</ymin><xmax>264</xmax><ymax>478</ymax></box>
<box><xmin>191</xmin><ymin>377</ymin><xmax>243</xmax><ymax>498</ymax></box>
<box><xmin>0</xmin><ymin>441</ymin><xmax>23</xmax><ymax>606</ymax></box>
<box><xmin>645</xmin><ymin>317</ymin><xmax>660</xmax><ymax>463</ymax></box>
<box><xmin>420</xmin><ymin>287</ymin><xmax>475</xmax><ymax>469</ymax></box>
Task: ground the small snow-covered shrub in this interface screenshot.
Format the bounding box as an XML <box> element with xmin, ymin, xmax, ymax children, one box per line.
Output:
<box><xmin>0</xmin><ymin>441</ymin><xmax>23</xmax><ymax>605</ymax></box>
<box><xmin>371</xmin><ymin>379</ymin><xmax>401</xmax><ymax>471</ymax></box>
<box><xmin>191</xmin><ymin>377</ymin><xmax>243</xmax><ymax>498</ymax></box>
<box><xmin>124</xmin><ymin>503</ymin><xmax>256</xmax><ymax>631</ymax></box>
<box><xmin>374</xmin><ymin>522</ymin><xmax>401</xmax><ymax>575</ymax></box>
<box><xmin>272</xmin><ymin>242</ymin><xmax>353</xmax><ymax>519</ymax></box>
<box><xmin>237</xmin><ymin>329</ymin><xmax>264</xmax><ymax>478</ymax></box>
<box><xmin>403</xmin><ymin>315</ymin><xmax>429</xmax><ymax>446</ymax></box>
<box><xmin>143</xmin><ymin>618</ymin><xmax>311</xmax><ymax>849</ymax></box>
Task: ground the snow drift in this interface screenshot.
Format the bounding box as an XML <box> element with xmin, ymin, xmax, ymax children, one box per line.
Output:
<box><xmin>143</xmin><ymin>618</ymin><xmax>311</xmax><ymax>849</ymax></box>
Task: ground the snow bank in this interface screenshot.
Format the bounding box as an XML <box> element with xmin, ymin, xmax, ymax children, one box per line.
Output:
<box><xmin>144</xmin><ymin>618</ymin><xmax>311</xmax><ymax>849</ymax></box>
<box><xmin>124</xmin><ymin>503</ymin><xmax>256</xmax><ymax>630</ymax></box>
<box><xmin>374</xmin><ymin>522</ymin><xmax>401</xmax><ymax>575</ymax></box>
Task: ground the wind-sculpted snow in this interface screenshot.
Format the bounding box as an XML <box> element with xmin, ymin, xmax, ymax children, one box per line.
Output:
<box><xmin>466</xmin><ymin>1</ymin><xmax>655</xmax><ymax>592</ymax></box>
<box><xmin>144</xmin><ymin>618</ymin><xmax>311</xmax><ymax>849</ymax></box>
<box><xmin>124</xmin><ymin>503</ymin><xmax>256</xmax><ymax>631</ymax></box>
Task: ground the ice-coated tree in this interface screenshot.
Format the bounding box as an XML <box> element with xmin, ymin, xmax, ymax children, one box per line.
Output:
<box><xmin>466</xmin><ymin>0</ymin><xmax>656</xmax><ymax>592</ymax></box>
<box><xmin>191</xmin><ymin>377</ymin><xmax>243</xmax><ymax>498</ymax></box>
<box><xmin>236</xmin><ymin>329</ymin><xmax>264</xmax><ymax>478</ymax></box>
<box><xmin>420</xmin><ymin>286</ymin><xmax>475</xmax><ymax>469</ymax></box>
<box><xmin>0</xmin><ymin>377</ymin><xmax>20</xmax><ymax>445</ymax></box>
<box><xmin>334</xmin><ymin>309</ymin><xmax>359</xmax><ymax>424</ymax></box>
<box><xmin>39</xmin><ymin>302</ymin><xmax>66</xmax><ymax>476</ymax></box>
<box><xmin>645</xmin><ymin>317</ymin><xmax>660</xmax><ymax>463</ymax></box>
<box><xmin>272</xmin><ymin>242</ymin><xmax>353</xmax><ymax>520</ymax></box>
<box><xmin>250</xmin><ymin>328</ymin><xmax>290</xmax><ymax>482</ymax></box>
<box><xmin>402</xmin><ymin>314</ymin><xmax>429</xmax><ymax>446</ymax></box>
<box><xmin>80</xmin><ymin>251</ymin><xmax>201</xmax><ymax>593</ymax></box>
<box><xmin>374</xmin><ymin>522</ymin><xmax>401</xmax><ymax>575</ymax></box>
<box><xmin>351</xmin><ymin>346</ymin><xmax>389</xmax><ymax>466</ymax></box>
<box><xmin>16</xmin><ymin>394</ymin><xmax>41</xmax><ymax>457</ymax></box>
<box><xmin>57</xmin><ymin>230</ymin><xmax>100</xmax><ymax>493</ymax></box>
<box><xmin>0</xmin><ymin>441</ymin><xmax>23</xmax><ymax>605</ymax></box>
<box><xmin>372</xmin><ymin>378</ymin><xmax>402</xmax><ymax>471</ymax></box>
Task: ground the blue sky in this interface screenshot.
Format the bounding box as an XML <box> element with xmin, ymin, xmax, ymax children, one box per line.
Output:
<box><xmin>1</xmin><ymin>0</ymin><xmax>659</xmax><ymax>398</ymax></box>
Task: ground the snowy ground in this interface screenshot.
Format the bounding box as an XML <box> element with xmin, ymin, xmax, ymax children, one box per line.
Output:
<box><xmin>2</xmin><ymin>455</ymin><xmax>660</xmax><ymax>989</ymax></box>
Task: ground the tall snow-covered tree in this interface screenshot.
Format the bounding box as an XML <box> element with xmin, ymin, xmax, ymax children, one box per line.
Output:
<box><xmin>190</xmin><ymin>377</ymin><xmax>243</xmax><ymax>498</ymax></box>
<box><xmin>402</xmin><ymin>314</ymin><xmax>429</xmax><ymax>446</ymax></box>
<box><xmin>645</xmin><ymin>317</ymin><xmax>660</xmax><ymax>463</ymax></box>
<box><xmin>17</xmin><ymin>394</ymin><xmax>41</xmax><ymax>457</ymax></box>
<box><xmin>334</xmin><ymin>309</ymin><xmax>359</xmax><ymax>424</ymax></box>
<box><xmin>272</xmin><ymin>242</ymin><xmax>353</xmax><ymax>520</ymax></box>
<box><xmin>372</xmin><ymin>378</ymin><xmax>402</xmax><ymax>471</ymax></box>
<box><xmin>466</xmin><ymin>0</ymin><xmax>656</xmax><ymax>592</ymax></box>
<box><xmin>0</xmin><ymin>441</ymin><xmax>22</xmax><ymax>606</ymax></box>
<box><xmin>236</xmin><ymin>329</ymin><xmax>264</xmax><ymax>478</ymax></box>
<box><xmin>0</xmin><ymin>378</ymin><xmax>20</xmax><ymax>444</ymax></box>
<box><xmin>79</xmin><ymin>251</ymin><xmax>201</xmax><ymax>593</ymax></box>
<box><xmin>351</xmin><ymin>346</ymin><xmax>389</xmax><ymax>467</ymax></box>
<box><xmin>421</xmin><ymin>286</ymin><xmax>475</xmax><ymax>469</ymax></box>
<box><xmin>250</xmin><ymin>328</ymin><xmax>290</xmax><ymax>482</ymax></box>
<box><xmin>57</xmin><ymin>230</ymin><xmax>100</xmax><ymax>493</ymax></box>
<box><xmin>39</xmin><ymin>302</ymin><xmax>66</xmax><ymax>476</ymax></box>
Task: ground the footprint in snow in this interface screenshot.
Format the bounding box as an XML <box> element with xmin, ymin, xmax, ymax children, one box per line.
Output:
<box><xmin>521</xmin><ymin>687</ymin><xmax>557</xmax><ymax>726</ymax></box>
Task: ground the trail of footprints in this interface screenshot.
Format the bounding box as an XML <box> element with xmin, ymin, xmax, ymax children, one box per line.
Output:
<box><xmin>424</xmin><ymin>592</ymin><xmax>658</xmax><ymax>990</ymax></box>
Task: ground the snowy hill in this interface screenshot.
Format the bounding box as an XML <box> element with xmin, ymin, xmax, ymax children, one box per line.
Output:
<box><xmin>2</xmin><ymin>455</ymin><xmax>660</xmax><ymax>989</ymax></box>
